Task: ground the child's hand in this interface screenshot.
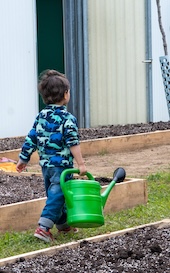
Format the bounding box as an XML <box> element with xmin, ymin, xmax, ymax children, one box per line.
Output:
<box><xmin>78</xmin><ymin>164</ymin><xmax>87</xmax><ymax>176</ymax></box>
<box><xmin>16</xmin><ymin>159</ymin><xmax>27</xmax><ymax>173</ymax></box>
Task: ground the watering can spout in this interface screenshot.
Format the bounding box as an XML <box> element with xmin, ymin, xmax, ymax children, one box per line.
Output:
<box><xmin>101</xmin><ymin>167</ymin><xmax>126</xmax><ymax>208</ymax></box>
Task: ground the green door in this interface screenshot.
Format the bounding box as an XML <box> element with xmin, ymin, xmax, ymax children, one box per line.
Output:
<box><xmin>36</xmin><ymin>0</ymin><xmax>64</xmax><ymax>110</ymax></box>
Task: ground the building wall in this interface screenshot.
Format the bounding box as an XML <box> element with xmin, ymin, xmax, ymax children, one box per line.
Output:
<box><xmin>1</xmin><ymin>0</ymin><xmax>170</xmax><ymax>139</ymax></box>
<box><xmin>0</xmin><ymin>0</ymin><xmax>38</xmax><ymax>138</ymax></box>
<box><xmin>88</xmin><ymin>0</ymin><xmax>147</xmax><ymax>127</ymax></box>
<box><xmin>151</xmin><ymin>0</ymin><xmax>170</xmax><ymax>121</ymax></box>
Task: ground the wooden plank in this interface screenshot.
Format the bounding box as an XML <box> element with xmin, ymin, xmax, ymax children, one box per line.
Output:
<box><xmin>80</xmin><ymin>130</ymin><xmax>170</xmax><ymax>156</ymax></box>
<box><xmin>102</xmin><ymin>178</ymin><xmax>147</xmax><ymax>213</ymax></box>
<box><xmin>0</xmin><ymin>198</ymin><xmax>46</xmax><ymax>232</ymax></box>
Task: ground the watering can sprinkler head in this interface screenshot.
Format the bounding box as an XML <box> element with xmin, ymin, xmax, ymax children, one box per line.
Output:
<box><xmin>113</xmin><ymin>167</ymin><xmax>126</xmax><ymax>183</ymax></box>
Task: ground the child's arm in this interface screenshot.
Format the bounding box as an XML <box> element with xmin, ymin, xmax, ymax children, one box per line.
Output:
<box><xmin>16</xmin><ymin>119</ymin><xmax>38</xmax><ymax>172</ymax></box>
<box><xmin>70</xmin><ymin>145</ymin><xmax>87</xmax><ymax>175</ymax></box>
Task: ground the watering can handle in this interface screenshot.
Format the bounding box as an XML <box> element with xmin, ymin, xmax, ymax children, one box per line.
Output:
<box><xmin>60</xmin><ymin>168</ymin><xmax>95</xmax><ymax>185</ymax></box>
<box><xmin>60</xmin><ymin>168</ymin><xmax>95</xmax><ymax>198</ymax></box>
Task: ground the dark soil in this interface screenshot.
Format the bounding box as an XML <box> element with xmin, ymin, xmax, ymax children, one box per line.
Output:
<box><xmin>79</xmin><ymin>121</ymin><xmax>170</xmax><ymax>141</ymax></box>
<box><xmin>0</xmin><ymin>173</ymin><xmax>46</xmax><ymax>206</ymax></box>
<box><xmin>1</xmin><ymin>121</ymin><xmax>170</xmax><ymax>151</ymax></box>
<box><xmin>0</xmin><ymin>225</ymin><xmax>170</xmax><ymax>273</ymax></box>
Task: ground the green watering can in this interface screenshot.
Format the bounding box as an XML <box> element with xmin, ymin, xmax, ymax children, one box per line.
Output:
<box><xmin>60</xmin><ymin>167</ymin><xmax>126</xmax><ymax>228</ymax></box>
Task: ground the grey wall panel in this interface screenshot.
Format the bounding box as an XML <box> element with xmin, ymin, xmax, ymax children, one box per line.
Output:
<box><xmin>88</xmin><ymin>0</ymin><xmax>147</xmax><ymax>127</ymax></box>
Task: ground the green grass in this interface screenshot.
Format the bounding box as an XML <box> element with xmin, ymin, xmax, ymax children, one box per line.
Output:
<box><xmin>0</xmin><ymin>172</ymin><xmax>170</xmax><ymax>259</ymax></box>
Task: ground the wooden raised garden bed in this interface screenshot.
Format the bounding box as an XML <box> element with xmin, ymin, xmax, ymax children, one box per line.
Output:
<box><xmin>0</xmin><ymin>219</ymin><xmax>169</xmax><ymax>268</ymax></box>
<box><xmin>0</xmin><ymin>173</ymin><xmax>147</xmax><ymax>232</ymax></box>
<box><xmin>0</xmin><ymin>130</ymin><xmax>170</xmax><ymax>163</ymax></box>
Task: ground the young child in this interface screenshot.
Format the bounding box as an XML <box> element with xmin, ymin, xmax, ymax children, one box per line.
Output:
<box><xmin>16</xmin><ymin>69</ymin><xmax>87</xmax><ymax>243</ymax></box>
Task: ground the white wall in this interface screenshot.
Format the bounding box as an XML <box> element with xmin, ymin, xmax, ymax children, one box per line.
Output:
<box><xmin>0</xmin><ymin>0</ymin><xmax>38</xmax><ymax>138</ymax></box>
<box><xmin>151</xmin><ymin>0</ymin><xmax>170</xmax><ymax>121</ymax></box>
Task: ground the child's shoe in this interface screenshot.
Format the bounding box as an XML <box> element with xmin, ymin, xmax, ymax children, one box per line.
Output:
<box><xmin>34</xmin><ymin>227</ymin><xmax>53</xmax><ymax>243</ymax></box>
<box><xmin>58</xmin><ymin>226</ymin><xmax>78</xmax><ymax>234</ymax></box>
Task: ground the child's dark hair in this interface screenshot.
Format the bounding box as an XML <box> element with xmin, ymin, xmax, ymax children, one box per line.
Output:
<box><xmin>38</xmin><ymin>69</ymin><xmax>70</xmax><ymax>104</ymax></box>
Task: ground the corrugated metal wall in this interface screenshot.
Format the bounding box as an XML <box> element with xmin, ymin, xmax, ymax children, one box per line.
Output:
<box><xmin>151</xmin><ymin>0</ymin><xmax>170</xmax><ymax>122</ymax></box>
<box><xmin>88</xmin><ymin>0</ymin><xmax>147</xmax><ymax>127</ymax></box>
<box><xmin>0</xmin><ymin>0</ymin><xmax>38</xmax><ymax>138</ymax></box>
